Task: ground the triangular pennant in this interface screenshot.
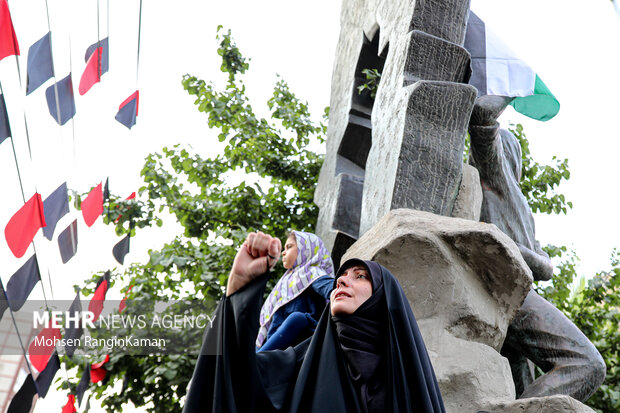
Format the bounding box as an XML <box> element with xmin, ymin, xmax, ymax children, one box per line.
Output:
<box><xmin>26</xmin><ymin>32</ymin><xmax>53</xmax><ymax>95</ymax></box>
<box><xmin>64</xmin><ymin>292</ymin><xmax>83</xmax><ymax>357</ymax></box>
<box><xmin>42</xmin><ymin>182</ymin><xmax>69</xmax><ymax>240</ymax></box>
<box><xmin>79</xmin><ymin>46</ymin><xmax>102</xmax><ymax>95</ymax></box>
<box><xmin>85</xmin><ymin>38</ymin><xmax>109</xmax><ymax>75</ymax></box>
<box><xmin>61</xmin><ymin>394</ymin><xmax>77</xmax><ymax>413</ymax></box>
<box><xmin>58</xmin><ymin>219</ymin><xmax>78</xmax><ymax>264</ymax></box>
<box><xmin>35</xmin><ymin>352</ymin><xmax>60</xmax><ymax>398</ymax></box>
<box><xmin>90</xmin><ymin>354</ymin><xmax>109</xmax><ymax>383</ymax></box>
<box><xmin>115</xmin><ymin>91</ymin><xmax>139</xmax><ymax>129</ymax></box>
<box><xmin>6</xmin><ymin>255</ymin><xmax>40</xmax><ymax>311</ymax></box>
<box><xmin>81</xmin><ymin>182</ymin><xmax>103</xmax><ymax>227</ymax></box>
<box><xmin>28</xmin><ymin>327</ymin><xmax>61</xmax><ymax>372</ymax></box>
<box><xmin>118</xmin><ymin>285</ymin><xmax>133</xmax><ymax>313</ymax></box>
<box><xmin>103</xmin><ymin>177</ymin><xmax>110</xmax><ymax>202</ymax></box>
<box><xmin>76</xmin><ymin>365</ymin><xmax>90</xmax><ymax>406</ymax></box>
<box><xmin>7</xmin><ymin>375</ymin><xmax>36</xmax><ymax>413</ymax></box>
<box><xmin>45</xmin><ymin>74</ymin><xmax>76</xmax><ymax>125</ymax></box>
<box><xmin>4</xmin><ymin>193</ymin><xmax>46</xmax><ymax>258</ymax></box>
<box><xmin>112</xmin><ymin>235</ymin><xmax>130</xmax><ymax>265</ymax></box>
<box><xmin>0</xmin><ymin>280</ymin><xmax>9</xmax><ymax>320</ymax></box>
<box><xmin>0</xmin><ymin>0</ymin><xmax>20</xmax><ymax>62</ymax></box>
<box><xmin>88</xmin><ymin>271</ymin><xmax>110</xmax><ymax>322</ymax></box>
<box><xmin>0</xmin><ymin>93</ymin><xmax>12</xmax><ymax>144</ymax></box>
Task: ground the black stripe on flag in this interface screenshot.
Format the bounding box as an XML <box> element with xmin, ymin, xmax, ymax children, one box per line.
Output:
<box><xmin>464</xmin><ymin>11</ymin><xmax>487</xmax><ymax>96</ymax></box>
<box><xmin>76</xmin><ymin>364</ymin><xmax>91</xmax><ymax>406</ymax></box>
<box><xmin>64</xmin><ymin>292</ymin><xmax>84</xmax><ymax>357</ymax></box>
<box><xmin>0</xmin><ymin>93</ymin><xmax>11</xmax><ymax>144</ymax></box>
<box><xmin>7</xmin><ymin>375</ymin><xmax>37</xmax><ymax>413</ymax></box>
<box><xmin>35</xmin><ymin>352</ymin><xmax>60</xmax><ymax>398</ymax></box>
<box><xmin>43</xmin><ymin>182</ymin><xmax>70</xmax><ymax>240</ymax></box>
<box><xmin>113</xmin><ymin>235</ymin><xmax>130</xmax><ymax>265</ymax></box>
<box><xmin>58</xmin><ymin>220</ymin><xmax>78</xmax><ymax>264</ymax></box>
<box><xmin>6</xmin><ymin>255</ymin><xmax>40</xmax><ymax>312</ymax></box>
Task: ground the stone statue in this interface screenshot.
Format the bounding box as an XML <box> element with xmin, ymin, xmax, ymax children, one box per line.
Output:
<box><xmin>468</xmin><ymin>95</ymin><xmax>606</xmax><ymax>401</ymax></box>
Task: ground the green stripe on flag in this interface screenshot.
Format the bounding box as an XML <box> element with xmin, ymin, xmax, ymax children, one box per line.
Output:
<box><xmin>509</xmin><ymin>75</ymin><xmax>560</xmax><ymax>121</ymax></box>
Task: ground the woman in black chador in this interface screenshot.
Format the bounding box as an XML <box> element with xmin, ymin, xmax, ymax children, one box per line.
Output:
<box><xmin>183</xmin><ymin>231</ymin><xmax>445</xmax><ymax>413</ymax></box>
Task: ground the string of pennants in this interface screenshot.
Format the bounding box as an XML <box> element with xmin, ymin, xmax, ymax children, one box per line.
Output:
<box><xmin>1</xmin><ymin>1</ymin><xmax>139</xmax><ymax>130</ymax></box>
<box><xmin>1</xmin><ymin>183</ymin><xmax>134</xmax><ymax>412</ymax></box>
<box><xmin>0</xmin><ymin>0</ymin><xmax>144</xmax><ymax>410</ymax></box>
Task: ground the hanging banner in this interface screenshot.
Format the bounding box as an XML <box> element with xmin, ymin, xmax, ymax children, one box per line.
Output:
<box><xmin>6</xmin><ymin>255</ymin><xmax>40</xmax><ymax>311</ymax></box>
<box><xmin>58</xmin><ymin>219</ymin><xmax>78</xmax><ymax>263</ymax></box>
<box><xmin>0</xmin><ymin>0</ymin><xmax>20</xmax><ymax>62</ymax></box>
<box><xmin>115</xmin><ymin>91</ymin><xmax>139</xmax><ymax>129</ymax></box>
<box><xmin>26</xmin><ymin>32</ymin><xmax>53</xmax><ymax>95</ymax></box>
<box><xmin>45</xmin><ymin>74</ymin><xmax>76</xmax><ymax>125</ymax></box>
<box><xmin>4</xmin><ymin>193</ymin><xmax>46</xmax><ymax>258</ymax></box>
<box><xmin>42</xmin><ymin>182</ymin><xmax>70</xmax><ymax>240</ymax></box>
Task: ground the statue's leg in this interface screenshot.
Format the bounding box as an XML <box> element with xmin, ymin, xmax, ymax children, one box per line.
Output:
<box><xmin>502</xmin><ymin>289</ymin><xmax>606</xmax><ymax>402</ymax></box>
<box><xmin>500</xmin><ymin>344</ymin><xmax>534</xmax><ymax>398</ymax></box>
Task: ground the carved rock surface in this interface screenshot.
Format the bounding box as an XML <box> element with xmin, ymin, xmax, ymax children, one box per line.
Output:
<box><xmin>482</xmin><ymin>395</ymin><xmax>597</xmax><ymax>413</ymax></box>
<box><xmin>315</xmin><ymin>0</ymin><xmax>474</xmax><ymax>254</ymax></box>
<box><xmin>420</xmin><ymin>325</ymin><xmax>515</xmax><ymax>412</ymax></box>
<box><xmin>342</xmin><ymin>209</ymin><xmax>533</xmax><ymax>412</ymax></box>
<box><xmin>452</xmin><ymin>163</ymin><xmax>482</xmax><ymax>221</ymax></box>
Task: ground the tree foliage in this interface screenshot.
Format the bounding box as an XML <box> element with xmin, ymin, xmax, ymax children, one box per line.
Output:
<box><xmin>510</xmin><ymin>123</ymin><xmax>572</xmax><ymax>215</ymax></box>
<box><xmin>65</xmin><ymin>27</ymin><xmax>618</xmax><ymax>413</ymax></box>
<box><xmin>65</xmin><ymin>27</ymin><xmax>325</xmax><ymax>412</ymax></box>
<box><xmin>536</xmin><ymin>246</ymin><xmax>620</xmax><ymax>412</ymax></box>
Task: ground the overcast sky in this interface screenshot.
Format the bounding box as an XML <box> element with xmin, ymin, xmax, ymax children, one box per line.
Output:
<box><xmin>0</xmin><ymin>0</ymin><xmax>616</xmax><ymax>411</ymax></box>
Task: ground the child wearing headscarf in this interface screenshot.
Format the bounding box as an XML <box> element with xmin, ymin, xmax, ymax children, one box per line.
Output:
<box><xmin>256</xmin><ymin>231</ymin><xmax>335</xmax><ymax>351</ymax></box>
<box><xmin>184</xmin><ymin>232</ymin><xmax>446</xmax><ymax>413</ymax></box>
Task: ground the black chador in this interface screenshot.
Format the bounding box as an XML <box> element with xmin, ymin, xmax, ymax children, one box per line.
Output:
<box><xmin>183</xmin><ymin>259</ymin><xmax>446</xmax><ymax>413</ymax></box>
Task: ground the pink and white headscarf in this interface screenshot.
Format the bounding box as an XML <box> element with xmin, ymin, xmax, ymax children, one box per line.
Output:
<box><xmin>256</xmin><ymin>231</ymin><xmax>334</xmax><ymax>348</ymax></box>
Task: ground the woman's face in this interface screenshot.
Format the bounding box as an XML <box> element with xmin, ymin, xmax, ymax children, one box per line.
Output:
<box><xmin>330</xmin><ymin>265</ymin><xmax>372</xmax><ymax>316</ymax></box>
<box><xmin>282</xmin><ymin>235</ymin><xmax>298</xmax><ymax>270</ymax></box>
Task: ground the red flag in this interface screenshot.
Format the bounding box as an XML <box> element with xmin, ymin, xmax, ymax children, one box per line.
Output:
<box><xmin>0</xmin><ymin>0</ymin><xmax>19</xmax><ymax>61</ymax></box>
<box><xmin>61</xmin><ymin>394</ymin><xmax>77</xmax><ymax>413</ymax></box>
<box><xmin>5</xmin><ymin>193</ymin><xmax>46</xmax><ymax>258</ymax></box>
<box><xmin>81</xmin><ymin>183</ymin><xmax>103</xmax><ymax>227</ymax></box>
<box><xmin>90</xmin><ymin>354</ymin><xmax>109</xmax><ymax>383</ymax></box>
<box><xmin>119</xmin><ymin>285</ymin><xmax>133</xmax><ymax>313</ymax></box>
<box><xmin>115</xmin><ymin>191</ymin><xmax>136</xmax><ymax>223</ymax></box>
<box><xmin>79</xmin><ymin>46</ymin><xmax>102</xmax><ymax>95</ymax></box>
<box><xmin>88</xmin><ymin>272</ymin><xmax>110</xmax><ymax>322</ymax></box>
<box><xmin>28</xmin><ymin>327</ymin><xmax>61</xmax><ymax>372</ymax></box>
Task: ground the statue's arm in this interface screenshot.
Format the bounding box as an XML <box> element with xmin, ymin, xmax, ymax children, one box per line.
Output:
<box><xmin>517</xmin><ymin>243</ymin><xmax>554</xmax><ymax>282</ymax></box>
<box><xmin>468</xmin><ymin>95</ymin><xmax>514</xmax><ymax>190</ymax></box>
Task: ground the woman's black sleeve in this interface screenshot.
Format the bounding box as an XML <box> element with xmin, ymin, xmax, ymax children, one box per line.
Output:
<box><xmin>183</xmin><ymin>275</ymin><xmax>303</xmax><ymax>413</ymax></box>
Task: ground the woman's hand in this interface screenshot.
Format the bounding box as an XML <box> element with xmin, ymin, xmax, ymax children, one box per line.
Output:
<box><xmin>226</xmin><ymin>231</ymin><xmax>282</xmax><ymax>296</ymax></box>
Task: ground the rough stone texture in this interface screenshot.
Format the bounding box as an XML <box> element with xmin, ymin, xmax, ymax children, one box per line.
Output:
<box><xmin>421</xmin><ymin>326</ymin><xmax>516</xmax><ymax>412</ymax></box>
<box><xmin>338</xmin><ymin>113</ymin><xmax>372</xmax><ymax>169</ymax></box>
<box><xmin>315</xmin><ymin>170</ymin><xmax>364</xmax><ymax>265</ymax></box>
<box><xmin>482</xmin><ymin>395</ymin><xmax>597</xmax><ymax>413</ymax></box>
<box><xmin>315</xmin><ymin>0</ymin><xmax>474</xmax><ymax>253</ymax></box>
<box><xmin>409</xmin><ymin>0</ymin><xmax>471</xmax><ymax>44</ymax></box>
<box><xmin>452</xmin><ymin>163</ymin><xmax>482</xmax><ymax>221</ymax></box>
<box><xmin>403</xmin><ymin>30</ymin><xmax>472</xmax><ymax>86</ymax></box>
<box><xmin>342</xmin><ymin>209</ymin><xmax>533</xmax><ymax>412</ymax></box>
<box><xmin>360</xmin><ymin>81</ymin><xmax>476</xmax><ymax>235</ymax></box>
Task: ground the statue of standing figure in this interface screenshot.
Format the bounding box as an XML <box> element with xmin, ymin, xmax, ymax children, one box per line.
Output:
<box><xmin>468</xmin><ymin>95</ymin><xmax>606</xmax><ymax>401</ymax></box>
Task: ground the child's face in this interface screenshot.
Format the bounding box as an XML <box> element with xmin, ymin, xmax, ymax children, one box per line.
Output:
<box><xmin>282</xmin><ymin>235</ymin><xmax>298</xmax><ymax>270</ymax></box>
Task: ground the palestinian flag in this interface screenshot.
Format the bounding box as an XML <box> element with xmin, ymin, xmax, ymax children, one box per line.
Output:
<box><xmin>465</xmin><ymin>11</ymin><xmax>560</xmax><ymax>121</ymax></box>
